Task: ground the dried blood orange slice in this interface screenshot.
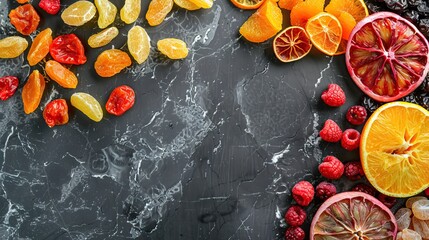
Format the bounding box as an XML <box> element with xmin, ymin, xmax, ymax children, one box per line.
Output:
<box><xmin>273</xmin><ymin>26</ymin><xmax>312</xmax><ymax>62</ymax></box>
<box><xmin>310</xmin><ymin>191</ymin><xmax>397</xmax><ymax>240</ymax></box>
<box><xmin>346</xmin><ymin>12</ymin><xmax>429</xmax><ymax>102</ymax></box>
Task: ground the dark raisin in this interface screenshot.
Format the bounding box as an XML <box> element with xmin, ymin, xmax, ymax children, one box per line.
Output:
<box><xmin>361</xmin><ymin>96</ymin><xmax>382</xmax><ymax>113</ymax></box>
<box><xmin>408</xmin><ymin>0</ymin><xmax>423</xmax><ymax>7</ymax></box>
<box><xmin>403</xmin><ymin>10</ymin><xmax>420</xmax><ymax>24</ymax></box>
<box><xmin>385</xmin><ymin>0</ymin><xmax>408</xmax><ymax>12</ymax></box>
<box><xmin>401</xmin><ymin>94</ymin><xmax>420</xmax><ymax>104</ymax></box>
<box><xmin>417</xmin><ymin>3</ymin><xmax>429</xmax><ymax>17</ymax></box>
<box><xmin>366</xmin><ymin>2</ymin><xmax>386</xmax><ymax>13</ymax></box>
<box><xmin>418</xmin><ymin>19</ymin><xmax>429</xmax><ymax>38</ymax></box>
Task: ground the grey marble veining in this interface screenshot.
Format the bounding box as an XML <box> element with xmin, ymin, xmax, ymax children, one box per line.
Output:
<box><xmin>0</xmin><ymin>0</ymin><xmax>364</xmax><ymax>239</ymax></box>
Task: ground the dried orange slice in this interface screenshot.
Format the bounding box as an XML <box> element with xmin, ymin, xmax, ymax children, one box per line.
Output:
<box><xmin>346</xmin><ymin>12</ymin><xmax>429</xmax><ymax>102</ymax></box>
<box><xmin>360</xmin><ymin>102</ymin><xmax>429</xmax><ymax>197</ymax></box>
<box><xmin>325</xmin><ymin>0</ymin><xmax>368</xmax><ymax>22</ymax></box>
<box><xmin>174</xmin><ymin>0</ymin><xmax>200</xmax><ymax>10</ymax></box>
<box><xmin>239</xmin><ymin>0</ymin><xmax>283</xmax><ymax>43</ymax></box>
<box><xmin>278</xmin><ymin>0</ymin><xmax>301</xmax><ymax>11</ymax></box>
<box><xmin>290</xmin><ymin>0</ymin><xmax>324</xmax><ymax>28</ymax></box>
<box><xmin>305</xmin><ymin>12</ymin><xmax>342</xmax><ymax>56</ymax></box>
<box><xmin>273</xmin><ymin>26</ymin><xmax>312</xmax><ymax>62</ymax></box>
<box><xmin>230</xmin><ymin>0</ymin><xmax>265</xmax><ymax>10</ymax></box>
<box><xmin>333</xmin><ymin>39</ymin><xmax>347</xmax><ymax>55</ymax></box>
<box><xmin>337</xmin><ymin>11</ymin><xmax>356</xmax><ymax>40</ymax></box>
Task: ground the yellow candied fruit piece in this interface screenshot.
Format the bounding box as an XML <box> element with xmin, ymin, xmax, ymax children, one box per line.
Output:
<box><xmin>70</xmin><ymin>92</ymin><xmax>103</xmax><ymax>122</ymax></box>
<box><xmin>95</xmin><ymin>0</ymin><xmax>117</xmax><ymax>29</ymax></box>
<box><xmin>120</xmin><ymin>0</ymin><xmax>141</xmax><ymax>24</ymax></box>
<box><xmin>157</xmin><ymin>38</ymin><xmax>189</xmax><ymax>59</ymax></box>
<box><xmin>0</xmin><ymin>36</ymin><xmax>28</xmax><ymax>59</ymax></box>
<box><xmin>127</xmin><ymin>26</ymin><xmax>151</xmax><ymax>64</ymax></box>
<box><xmin>88</xmin><ymin>27</ymin><xmax>119</xmax><ymax>48</ymax></box>
<box><xmin>61</xmin><ymin>0</ymin><xmax>96</xmax><ymax>26</ymax></box>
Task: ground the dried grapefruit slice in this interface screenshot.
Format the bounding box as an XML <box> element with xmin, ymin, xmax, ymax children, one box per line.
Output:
<box><xmin>290</xmin><ymin>0</ymin><xmax>324</xmax><ymax>28</ymax></box>
<box><xmin>305</xmin><ymin>12</ymin><xmax>342</xmax><ymax>56</ymax></box>
<box><xmin>273</xmin><ymin>26</ymin><xmax>312</xmax><ymax>62</ymax></box>
<box><xmin>231</xmin><ymin>0</ymin><xmax>265</xmax><ymax>10</ymax></box>
<box><xmin>310</xmin><ymin>191</ymin><xmax>397</xmax><ymax>240</ymax></box>
<box><xmin>360</xmin><ymin>101</ymin><xmax>429</xmax><ymax>197</ymax></box>
<box><xmin>346</xmin><ymin>12</ymin><xmax>429</xmax><ymax>102</ymax></box>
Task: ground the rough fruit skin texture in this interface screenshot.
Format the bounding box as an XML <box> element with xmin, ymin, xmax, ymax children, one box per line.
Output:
<box><xmin>351</xmin><ymin>183</ymin><xmax>377</xmax><ymax>196</ymax></box>
<box><xmin>22</xmin><ymin>70</ymin><xmax>45</xmax><ymax>114</ymax></box>
<box><xmin>43</xmin><ymin>99</ymin><xmax>69</xmax><ymax>128</ymax></box>
<box><xmin>284</xmin><ymin>205</ymin><xmax>306</xmax><ymax>227</ymax></box>
<box><xmin>120</xmin><ymin>0</ymin><xmax>141</xmax><ymax>24</ymax></box>
<box><xmin>27</xmin><ymin>28</ymin><xmax>53</xmax><ymax>66</ymax></box>
<box><xmin>61</xmin><ymin>1</ymin><xmax>97</xmax><ymax>27</ymax></box>
<box><xmin>94</xmin><ymin>49</ymin><xmax>132</xmax><ymax>77</ymax></box>
<box><xmin>0</xmin><ymin>36</ymin><xmax>28</xmax><ymax>59</ymax></box>
<box><xmin>128</xmin><ymin>26</ymin><xmax>151</xmax><ymax>64</ymax></box>
<box><xmin>284</xmin><ymin>226</ymin><xmax>305</xmax><ymax>240</ymax></box>
<box><xmin>344</xmin><ymin>161</ymin><xmax>364</xmax><ymax>181</ymax></box>
<box><xmin>319</xmin><ymin>119</ymin><xmax>342</xmax><ymax>142</ymax></box>
<box><xmin>88</xmin><ymin>27</ymin><xmax>119</xmax><ymax>49</ymax></box>
<box><xmin>50</xmin><ymin>34</ymin><xmax>87</xmax><ymax>65</ymax></box>
<box><xmin>45</xmin><ymin>60</ymin><xmax>78</xmax><ymax>89</ymax></box>
<box><xmin>341</xmin><ymin>129</ymin><xmax>360</xmax><ymax>151</ymax></box>
<box><xmin>157</xmin><ymin>38</ymin><xmax>188</xmax><ymax>60</ymax></box>
<box><xmin>106</xmin><ymin>85</ymin><xmax>135</xmax><ymax>116</ymax></box>
<box><xmin>315</xmin><ymin>181</ymin><xmax>337</xmax><ymax>201</ymax></box>
<box><xmin>318</xmin><ymin>156</ymin><xmax>344</xmax><ymax>180</ymax></box>
<box><xmin>292</xmin><ymin>181</ymin><xmax>314</xmax><ymax>207</ymax></box>
<box><xmin>378</xmin><ymin>193</ymin><xmax>397</xmax><ymax>208</ymax></box>
<box><xmin>39</xmin><ymin>0</ymin><xmax>61</xmax><ymax>15</ymax></box>
<box><xmin>9</xmin><ymin>4</ymin><xmax>40</xmax><ymax>35</ymax></box>
<box><xmin>346</xmin><ymin>105</ymin><xmax>367</xmax><ymax>125</ymax></box>
<box><xmin>95</xmin><ymin>0</ymin><xmax>117</xmax><ymax>29</ymax></box>
<box><xmin>321</xmin><ymin>84</ymin><xmax>346</xmax><ymax>107</ymax></box>
<box><xmin>0</xmin><ymin>76</ymin><xmax>19</xmax><ymax>101</ymax></box>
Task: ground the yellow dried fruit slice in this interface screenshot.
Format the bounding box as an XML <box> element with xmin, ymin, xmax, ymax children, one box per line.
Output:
<box><xmin>0</xmin><ymin>36</ymin><xmax>28</xmax><ymax>59</ymax></box>
<box><xmin>127</xmin><ymin>26</ymin><xmax>151</xmax><ymax>64</ymax></box>
<box><xmin>95</xmin><ymin>0</ymin><xmax>117</xmax><ymax>29</ymax></box>
<box><xmin>157</xmin><ymin>38</ymin><xmax>188</xmax><ymax>59</ymax></box>
<box><xmin>71</xmin><ymin>92</ymin><xmax>103</xmax><ymax>122</ymax></box>
<box><xmin>120</xmin><ymin>0</ymin><xmax>141</xmax><ymax>24</ymax></box>
<box><xmin>61</xmin><ymin>1</ymin><xmax>96</xmax><ymax>26</ymax></box>
<box><xmin>88</xmin><ymin>27</ymin><xmax>119</xmax><ymax>48</ymax></box>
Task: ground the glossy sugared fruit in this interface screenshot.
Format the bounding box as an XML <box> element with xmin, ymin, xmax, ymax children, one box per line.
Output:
<box><xmin>273</xmin><ymin>26</ymin><xmax>312</xmax><ymax>63</ymax></box>
<box><xmin>406</xmin><ymin>196</ymin><xmax>427</xmax><ymax>208</ymax></box>
<box><xmin>50</xmin><ymin>34</ymin><xmax>87</xmax><ymax>65</ymax></box>
<box><xmin>94</xmin><ymin>49</ymin><xmax>132</xmax><ymax>77</ymax></box>
<box><xmin>27</xmin><ymin>28</ymin><xmax>52</xmax><ymax>66</ymax></box>
<box><xmin>0</xmin><ymin>36</ymin><xmax>28</xmax><ymax>59</ymax></box>
<box><xmin>188</xmin><ymin>0</ymin><xmax>213</xmax><ymax>8</ymax></box>
<box><xmin>9</xmin><ymin>4</ymin><xmax>40</xmax><ymax>35</ymax></box>
<box><xmin>120</xmin><ymin>0</ymin><xmax>141</xmax><ymax>24</ymax></box>
<box><xmin>45</xmin><ymin>60</ymin><xmax>78</xmax><ymax>89</ymax></box>
<box><xmin>174</xmin><ymin>0</ymin><xmax>200</xmax><ymax>10</ymax></box>
<box><xmin>71</xmin><ymin>93</ymin><xmax>103</xmax><ymax>122</ymax></box>
<box><xmin>346</xmin><ymin>12</ymin><xmax>429</xmax><ymax>102</ymax></box>
<box><xmin>43</xmin><ymin>99</ymin><xmax>69</xmax><ymax>128</ymax></box>
<box><xmin>61</xmin><ymin>1</ymin><xmax>96</xmax><ymax>26</ymax></box>
<box><xmin>22</xmin><ymin>70</ymin><xmax>45</xmax><ymax>114</ymax></box>
<box><xmin>128</xmin><ymin>26</ymin><xmax>151</xmax><ymax>64</ymax></box>
<box><xmin>157</xmin><ymin>38</ymin><xmax>188</xmax><ymax>59</ymax></box>
<box><xmin>88</xmin><ymin>27</ymin><xmax>119</xmax><ymax>48</ymax></box>
<box><xmin>395</xmin><ymin>208</ymin><xmax>412</xmax><ymax>231</ymax></box>
<box><xmin>412</xmin><ymin>199</ymin><xmax>429</xmax><ymax>220</ymax></box>
<box><xmin>95</xmin><ymin>0</ymin><xmax>117</xmax><ymax>29</ymax></box>
<box><xmin>310</xmin><ymin>192</ymin><xmax>397</xmax><ymax>239</ymax></box>
<box><xmin>146</xmin><ymin>0</ymin><xmax>174</xmax><ymax>26</ymax></box>
<box><xmin>412</xmin><ymin>216</ymin><xmax>429</xmax><ymax>239</ymax></box>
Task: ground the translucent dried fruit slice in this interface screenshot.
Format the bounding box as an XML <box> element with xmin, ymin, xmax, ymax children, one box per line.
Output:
<box><xmin>401</xmin><ymin>229</ymin><xmax>423</xmax><ymax>240</ymax></box>
<box><xmin>360</xmin><ymin>102</ymin><xmax>429</xmax><ymax>197</ymax></box>
<box><xmin>273</xmin><ymin>26</ymin><xmax>312</xmax><ymax>62</ymax></box>
<box><xmin>305</xmin><ymin>12</ymin><xmax>342</xmax><ymax>56</ymax></box>
<box><xmin>395</xmin><ymin>208</ymin><xmax>412</xmax><ymax>231</ymax></box>
<box><xmin>413</xmin><ymin>200</ymin><xmax>429</xmax><ymax>220</ymax></box>
<box><xmin>95</xmin><ymin>0</ymin><xmax>117</xmax><ymax>29</ymax></box>
<box><xmin>239</xmin><ymin>0</ymin><xmax>283</xmax><ymax>43</ymax></box>
<box><xmin>188</xmin><ymin>0</ymin><xmax>212</xmax><ymax>8</ymax></box>
<box><xmin>45</xmin><ymin>60</ymin><xmax>78</xmax><ymax>88</ymax></box>
<box><xmin>325</xmin><ymin>0</ymin><xmax>368</xmax><ymax>22</ymax></box>
<box><xmin>406</xmin><ymin>196</ymin><xmax>427</xmax><ymax>209</ymax></box>
<box><xmin>310</xmin><ymin>191</ymin><xmax>397</xmax><ymax>239</ymax></box>
<box><xmin>290</xmin><ymin>0</ymin><xmax>324</xmax><ymax>28</ymax></box>
<box><xmin>0</xmin><ymin>36</ymin><xmax>28</xmax><ymax>59</ymax></box>
<box><xmin>230</xmin><ymin>0</ymin><xmax>265</xmax><ymax>10</ymax></box>
<box><xmin>174</xmin><ymin>0</ymin><xmax>200</xmax><ymax>10</ymax></box>
<box><xmin>61</xmin><ymin>1</ymin><xmax>96</xmax><ymax>26</ymax></box>
<box><xmin>278</xmin><ymin>0</ymin><xmax>300</xmax><ymax>11</ymax></box>
<box><xmin>128</xmin><ymin>26</ymin><xmax>150</xmax><ymax>64</ymax></box>
<box><xmin>94</xmin><ymin>49</ymin><xmax>132</xmax><ymax>77</ymax></box>
<box><xmin>27</xmin><ymin>28</ymin><xmax>52</xmax><ymax>66</ymax></box>
<box><xmin>157</xmin><ymin>38</ymin><xmax>188</xmax><ymax>59</ymax></box>
<box><xmin>22</xmin><ymin>70</ymin><xmax>45</xmax><ymax>114</ymax></box>
<box><xmin>412</xmin><ymin>216</ymin><xmax>429</xmax><ymax>239</ymax></box>
<box><xmin>120</xmin><ymin>0</ymin><xmax>141</xmax><ymax>24</ymax></box>
<box><xmin>346</xmin><ymin>12</ymin><xmax>429</xmax><ymax>102</ymax></box>
<box><xmin>337</xmin><ymin>11</ymin><xmax>356</xmax><ymax>40</ymax></box>
<box><xmin>71</xmin><ymin>92</ymin><xmax>103</xmax><ymax>122</ymax></box>
<box><xmin>88</xmin><ymin>27</ymin><xmax>119</xmax><ymax>48</ymax></box>
<box><xmin>145</xmin><ymin>0</ymin><xmax>173</xmax><ymax>26</ymax></box>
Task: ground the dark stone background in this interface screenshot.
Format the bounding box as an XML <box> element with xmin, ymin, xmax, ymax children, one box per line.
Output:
<box><xmin>0</xmin><ymin>0</ymin><xmax>364</xmax><ymax>239</ymax></box>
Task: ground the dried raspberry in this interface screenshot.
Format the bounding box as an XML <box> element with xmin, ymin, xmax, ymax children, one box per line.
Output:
<box><xmin>284</xmin><ymin>226</ymin><xmax>305</xmax><ymax>240</ymax></box>
<box><xmin>341</xmin><ymin>129</ymin><xmax>360</xmax><ymax>151</ymax></box>
<box><xmin>320</xmin><ymin>119</ymin><xmax>342</xmax><ymax>142</ymax></box>
<box><xmin>351</xmin><ymin>183</ymin><xmax>377</xmax><ymax>196</ymax></box>
<box><xmin>378</xmin><ymin>193</ymin><xmax>397</xmax><ymax>208</ymax></box>
<box><xmin>425</xmin><ymin>187</ymin><xmax>429</xmax><ymax>196</ymax></box>
<box><xmin>284</xmin><ymin>205</ymin><xmax>306</xmax><ymax>227</ymax></box>
<box><xmin>315</xmin><ymin>181</ymin><xmax>337</xmax><ymax>201</ymax></box>
<box><xmin>318</xmin><ymin>156</ymin><xmax>344</xmax><ymax>180</ymax></box>
<box><xmin>344</xmin><ymin>161</ymin><xmax>365</xmax><ymax>181</ymax></box>
<box><xmin>292</xmin><ymin>181</ymin><xmax>314</xmax><ymax>207</ymax></box>
<box><xmin>321</xmin><ymin>84</ymin><xmax>346</xmax><ymax>107</ymax></box>
<box><xmin>346</xmin><ymin>105</ymin><xmax>367</xmax><ymax>125</ymax></box>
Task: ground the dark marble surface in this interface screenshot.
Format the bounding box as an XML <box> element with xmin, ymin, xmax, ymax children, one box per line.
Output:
<box><xmin>0</xmin><ymin>0</ymin><xmax>365</xmax><ymax>239</ymax></box>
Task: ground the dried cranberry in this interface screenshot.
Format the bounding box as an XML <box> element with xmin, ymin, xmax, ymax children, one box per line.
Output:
<box><xmin>105</xmin><ymin>85</ymin><xmax>135</xmax><ymax>116</ymax></box>
<box><xmin>50</xmin><ymin>34</ymin><xmax>87</xmax><ymax>65</ymax></box>
<box><xmin>39</xmin><ymin>0</ymin><xmax>61</xmax><ymax>15</ymax></box>
<box><xmin>0</xmin><ymin>76</ymin><xmax>19</xmax><ymax>101</ymax></box>
<box><xmin>43</xmin><ymin>99</ymin><xmax>69</xmax><ymax>127</ymax></box>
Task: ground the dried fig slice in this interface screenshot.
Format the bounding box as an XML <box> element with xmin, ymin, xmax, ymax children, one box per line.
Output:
<box><xmin>310</xmin><ymin>191</ymin><xmax>397</xmax><ymax>239</ymax></box>
<box><xmin>346</xmin><ymin>12</ymin><xmax>429</xmax><ymax>102</ymax></box>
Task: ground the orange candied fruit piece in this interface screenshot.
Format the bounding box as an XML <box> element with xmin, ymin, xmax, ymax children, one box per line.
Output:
<box><xmin>290</xmin><ymin>0</ymin><xmax>324</xmax><ymax>28</ymax></box>
<box><xmin>278</xmin><ymin>0</ymin><xmax>300</xmax><ymax>10</ymax></box>
<box><xmin>27</xmin><ymin>28</ymin><xmax>52</xmax><ymax>66</ymax></box>
<box><xmin>94</xmin><ymin>49</ymin><xmax>132</xmax><ymax>77</ymax></box>
<box><xmin>146</xmin><ymin>0</ymin><xmax>174</xmax><ymax>26</ymax></box>
<box><xmin>45</xmin><ymin>60</ymin><xmax>79</xmax><ymax>89</ymax></box>
<box><xmin>239</xmin><ymin>0</ymin><xmax>283</xmax><ymax>43</ymax></box>
<box><xmin>22</xmin><ymin>70</ymin><xmax>45</xmax><ymax>114</ymax></box>
<box><xmin>9</xmin><ymin>4</ymin><xmax>40</xmax><ymax>35</ymax></box>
